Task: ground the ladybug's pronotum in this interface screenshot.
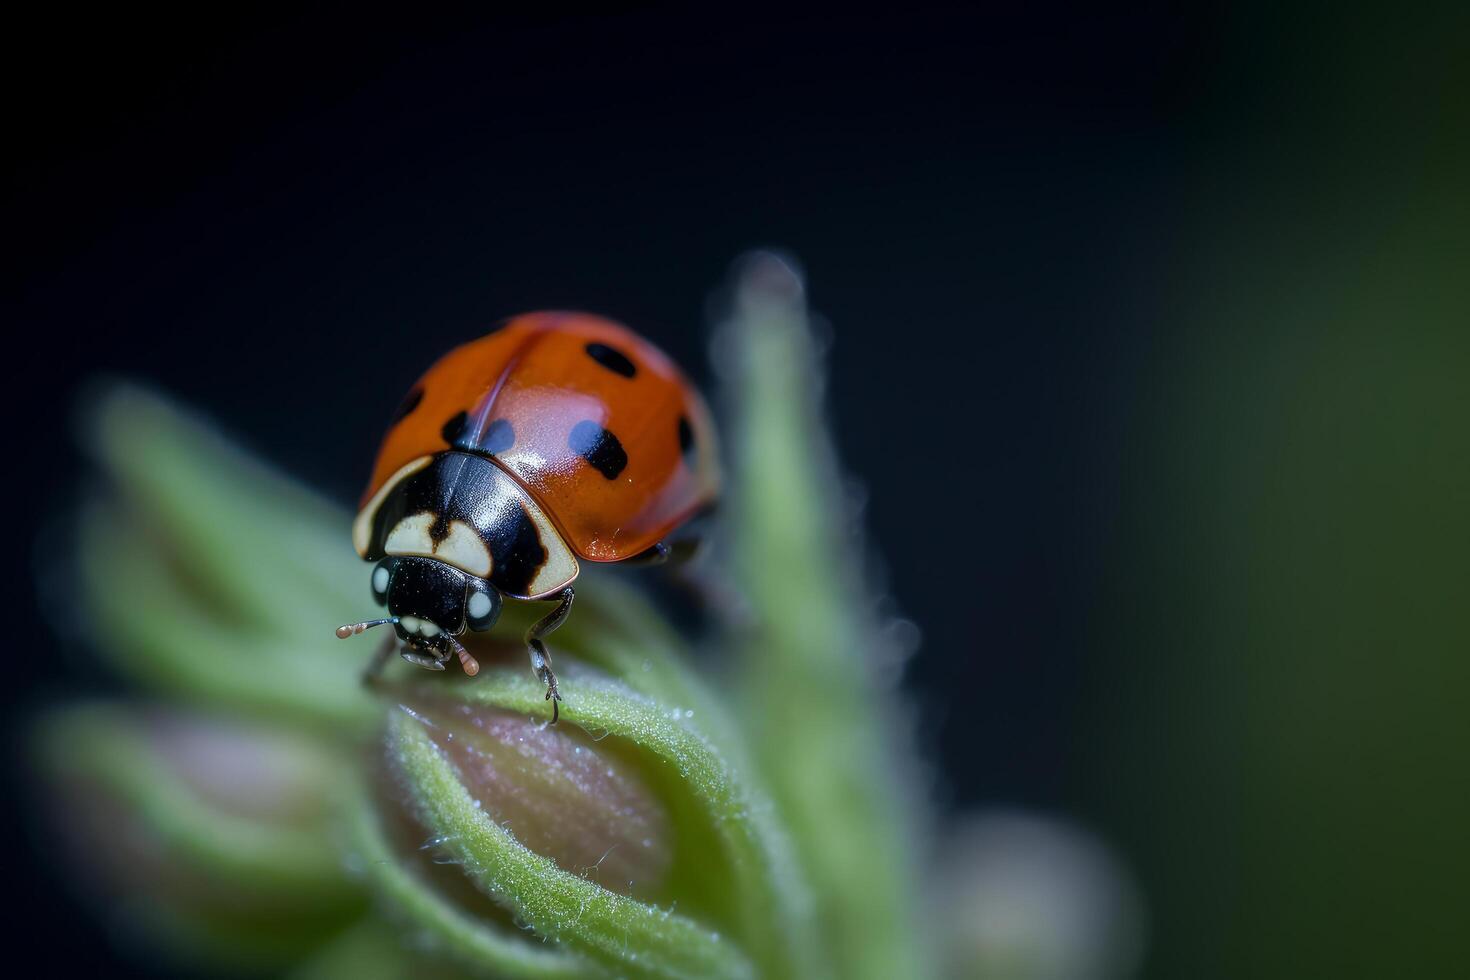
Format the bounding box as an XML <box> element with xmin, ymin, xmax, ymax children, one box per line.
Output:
<box><xmin>337</xmin><ymin>312</ymin><xmax>719</xmax><ymax>721</ymax></box>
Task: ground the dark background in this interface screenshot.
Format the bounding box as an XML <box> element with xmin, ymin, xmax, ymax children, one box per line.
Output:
<box><xmin>7</xmin><ymin>4</ymin><xmax>1468</xmax><ymax>977</ymax></box>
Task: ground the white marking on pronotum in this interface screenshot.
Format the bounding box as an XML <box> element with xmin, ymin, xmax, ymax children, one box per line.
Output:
<box><xmin>467</xmin><ymin>591</ymin><xmax>494</xmax><ymax>620</ymax></box>
<box><xmin>352</xmin><ymin>456</ymin><xmax>433</xmax><ymax>556</ymax></box>
<box><xmin>434</xmin><ymin>521</ymin><xmax>493</xmax><ymax>577</ymax></box>
<box><xmin>383</xmin><ymin>514</ymin><xmax>493</xmax><ymax>577</ymax></box>
<box><xmin>518</xmin><ymin>498</ymin><xmax>581</xmax><ymax>598</ymax></box>
<box><xmin>354</xmin><ymin>450</ymin><xmax>580</xmax><ymax>598</ymax></box>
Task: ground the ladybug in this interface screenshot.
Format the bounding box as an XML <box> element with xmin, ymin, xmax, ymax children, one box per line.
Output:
<box><xmin>335</xmin><ymin>312</ymin><xmax>719</xmax><ymax>721</ymax></box>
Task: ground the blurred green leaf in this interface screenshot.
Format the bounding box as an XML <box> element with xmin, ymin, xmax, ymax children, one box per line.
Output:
<box><xmin>717</xmin><ymin>252</ymin><xmax>929</xmax><ymax>980</ymax></box>
<box><xmin>77</xmin><ymin>383</ymin><xmax>378</xmax><ymax>730</ymax></box>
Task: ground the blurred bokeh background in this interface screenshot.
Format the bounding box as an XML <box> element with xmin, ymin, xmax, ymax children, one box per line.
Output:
<box><xmin>5</xmin><ymin>4</ymin><xmax>1467</xmax><ymax>977</ymax></box>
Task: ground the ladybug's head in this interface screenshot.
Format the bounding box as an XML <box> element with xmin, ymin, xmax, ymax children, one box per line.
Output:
<box><xmin>335</xmin><ymin>556</ymin><xmax>502</xmax><ymax>675</ymax></box>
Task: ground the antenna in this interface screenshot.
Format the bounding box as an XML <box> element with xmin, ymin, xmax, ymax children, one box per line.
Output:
<box><xmin>335</xmin><ymin>617</ymin><xmax>397</xmax><ymax>639</ymax></box>
<box><xmin>446</xmin><ymin>633</ymin><xmax>481</xmax><ymax>676</ymax></box>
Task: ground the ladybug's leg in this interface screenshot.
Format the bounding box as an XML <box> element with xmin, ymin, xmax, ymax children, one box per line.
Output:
<box><xmin>526</xmin><ymin>587</ymin><xmax>574</xmax><ymax>723</ymax></box>
<box><xmin>666</xmin><ymin>536</ymin><xmax>704</xmax><ymax>565</ymax></box>
<box><xmin>361</xmin><ymin>631</ymin><xmax>398</xmax><ymax>684</ymax></box>
<box><xmin>648</xmin><ymin>534</ymin><xmax>746</xmax><ymax>625</ymax></box>
<box><xmin>625</xmin><ymin>537</ymin><xmax>703</xmax><ymax>567</ymax></box>
<box><xmin>624</xmin><ymin>541</ymin><xmax>671</xmax><ymax>566</ymax></box>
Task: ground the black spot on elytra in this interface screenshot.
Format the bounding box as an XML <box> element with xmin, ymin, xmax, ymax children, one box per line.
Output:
<box><xmin>390</xmin><ymin>386</ymin><xmax>424</xmax><ymax>426</ymax></box>
<box><xmin>569</xmin><ymin>420</ymin><xmax>628</xmax><ymax>480</ymax></box>
<box><xmin>585</xmin><ymin>342</ymin><xmax>637</xmax><ymax>378</ymax></box>
<box><xmin>441</xmin><ymin>411</ymin><xmax>468</xmax><ymax>446</ymax></box>
<box><xmin>677</xmin><ymin>415</ymin><xmax>694</xmax><ymax>465</ymax></box>
<box><xmin>488</xmin><ymin>502</ymin><xmax>547</xmax><ymax>597</ymax></box>
<box><xmin>483</xmin><ymin>418</ymin><xmax>515</xmax><ymax>454</ymax></box>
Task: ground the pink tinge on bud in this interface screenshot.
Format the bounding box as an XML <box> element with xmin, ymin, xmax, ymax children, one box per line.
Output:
<box><xmin>145</xmin><ymin>714</ymin><xmax>334</xmax><ymax>823</ymax></box>
<box><xmin>398</xmin><ymin>699</ymin><xmax>673</xmax><ymax>896</ymax></box>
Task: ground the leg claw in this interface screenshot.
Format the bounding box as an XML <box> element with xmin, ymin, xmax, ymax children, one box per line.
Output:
<box><xmin>541</xmin><ymin>674</ymin><xmax>562</xmax><ymax>723</ymax></box>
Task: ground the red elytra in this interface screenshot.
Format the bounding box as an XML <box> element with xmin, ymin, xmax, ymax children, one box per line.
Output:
<box><xmin>338</xmin><ymin>312</ymin><xmax>720</xmax><ymax>719</ymax></box>
<box><xmin>359</xmin><ymin>311</ymin><xmax>719</xmax><ymax>565</ymax></box>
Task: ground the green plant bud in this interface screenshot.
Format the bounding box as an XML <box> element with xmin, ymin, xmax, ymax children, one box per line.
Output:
<box><xmin>390</xmin><ymin>694</ymin><xmax>674</xmax><ymax>896</ymax></box>
<box><xmin>72</xmin><ymin>381</ymin><xmax>395</xmax><ymax>731</ymax></box>
<box><xmin>370</xmin><ymin>669</ymin><xmax>827</xmax><ymax>980</ymax></box>
<box><xmin>34</xmin><ymin>703</ymin><xmax>366</xmax><ymax>972</ymax></box>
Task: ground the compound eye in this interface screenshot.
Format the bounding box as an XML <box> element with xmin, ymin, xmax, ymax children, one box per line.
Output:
<box><xmin>371</xmin><ymin>559</ymin><xmax>395</xmax><ymax>605</ymax></box>
<box><xmin>465</xmin><ymin>583</ymin><xmax>502</xmax><ymax>632</ymax></box>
